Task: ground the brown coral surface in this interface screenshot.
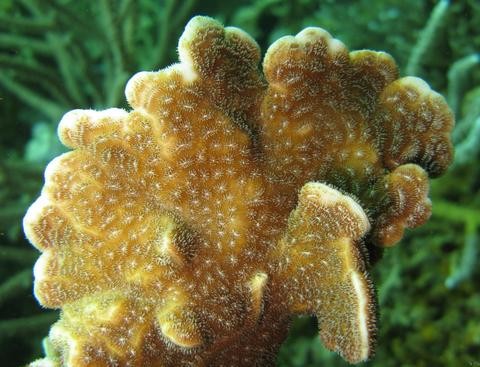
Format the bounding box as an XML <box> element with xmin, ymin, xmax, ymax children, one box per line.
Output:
<box><xmin>23</xmin><ymin>16</ymin><xmax>454</xmax><ymax>367</ymax></box>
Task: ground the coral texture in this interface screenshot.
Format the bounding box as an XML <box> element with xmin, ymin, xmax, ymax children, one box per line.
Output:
<box><xmin>23</xmin><ymin>16</ymin><xmax>454</xmax><ymax>366</ymax></box>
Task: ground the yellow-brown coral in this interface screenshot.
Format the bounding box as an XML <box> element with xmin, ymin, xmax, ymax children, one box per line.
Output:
<box><xmin>23</xmin><ymin>16</ymin><xmax>454</xmax><ymax>366</ymax></box>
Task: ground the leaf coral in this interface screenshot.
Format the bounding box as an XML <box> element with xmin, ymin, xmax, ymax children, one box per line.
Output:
<box><xmin>23</xmin><ymin>16</ymin><xmax>454</xmax><ymax>366</ymax></box>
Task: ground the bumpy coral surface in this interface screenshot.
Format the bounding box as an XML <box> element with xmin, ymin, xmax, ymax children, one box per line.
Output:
<box><xmin>24</xmin><ymin>16</ymin><xmax>454</xmax><ymax>367</ymax></box>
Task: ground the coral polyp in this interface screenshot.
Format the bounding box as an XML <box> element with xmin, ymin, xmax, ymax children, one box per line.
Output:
<box><xmin>23</xmin><ymin>16</ymin><xmax>453</xmax><ymax>366</ymax></box>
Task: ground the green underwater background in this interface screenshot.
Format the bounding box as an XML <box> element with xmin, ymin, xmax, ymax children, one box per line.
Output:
<box><xmin>0</xmin><ymin>0</ymin><xmax>479</xmax><ymax>366</ymax></box>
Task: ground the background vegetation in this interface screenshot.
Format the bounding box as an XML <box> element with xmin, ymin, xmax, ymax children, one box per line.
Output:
<box><xmin>0</xmin><ymin>1</ymin><xmax>478</xmax><ymax>366</ymax></box>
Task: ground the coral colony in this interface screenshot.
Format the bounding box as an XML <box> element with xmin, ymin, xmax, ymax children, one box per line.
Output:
<box><xmin>24</xmin><ymin>16</ymin><xmax>453</xmax><ymax>366</ymax></box>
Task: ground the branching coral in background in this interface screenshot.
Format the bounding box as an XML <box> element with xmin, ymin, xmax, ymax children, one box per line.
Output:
<box><xmin>402</xmin><ymin>0</ymin><xmax>480</xmax><ymax>291</ymax></box>
<box><xmin>405</xmin><ymin>0</ymin><xmax>451</xmax><ymax>76</ymax></box>
<box><xmin>436</xmin><ymin>52</ymin><xmax>480</xmax><ymax>288</ymax></box>
<box><xmin>23</xmin><ymin>16</ymin><xmax>453</xmax><ymax>366</ymax></box>
<box><xmin>0</xmin><ymin>0</ymin><xmax>197</xmax><ymax>121</ymax></box>
<box><xmin>449</xmin><ymin>54</ymin><xmax>480</xmax><ymax>168</ymax></box>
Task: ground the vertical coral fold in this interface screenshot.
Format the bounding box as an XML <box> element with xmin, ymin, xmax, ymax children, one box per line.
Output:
<box><xmin>274</xmin><ymin>182</ymin><xmax>375</xmax><ymax>363</ymax></box>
